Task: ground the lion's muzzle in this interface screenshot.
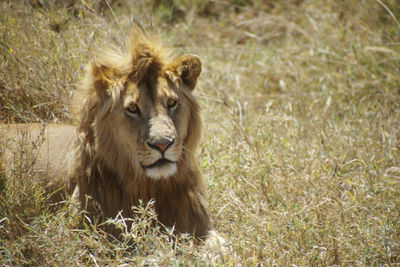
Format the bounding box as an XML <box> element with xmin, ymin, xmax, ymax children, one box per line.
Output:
<box><xmin>142</xmin><ymin>158</ymin><xmax>176</xmax><ymax>169</ymax></box>
<box><xmin>146</xmin><ymin>137</ymin><xmax>174</xmax><ymax>156</ymax></box>
<box><xmin>142</xmin><ymin>116</ymin><xmax>179</xmax><ymax>179</ymax></box>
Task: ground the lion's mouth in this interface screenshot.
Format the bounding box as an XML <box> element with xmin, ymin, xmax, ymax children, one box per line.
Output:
<box><xmin>142</xmin><ymin>158</ymin><xmax>177</xmax><ymax>169</ymax></box>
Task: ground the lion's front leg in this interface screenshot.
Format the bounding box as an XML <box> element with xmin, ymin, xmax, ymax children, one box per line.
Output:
<box><xmin>176</xmin><ymin>189</ymin><xmax>219</xmax><ymax>240</ymax></box>
<box><xmin>185</xmin><ymin>192</ymin><xmax>227</xmax><ymax>250</ymax></box>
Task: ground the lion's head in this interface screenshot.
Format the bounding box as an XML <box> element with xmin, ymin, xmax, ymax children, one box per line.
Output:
<box><xmin>74</xmin><ymin>30</ymin><xmax>202</xmax><ymax>181</ymax></box>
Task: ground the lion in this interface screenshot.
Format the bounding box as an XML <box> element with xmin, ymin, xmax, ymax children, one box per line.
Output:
<box><xmin>1</xmin><ymin>28</ymin><xmax>223</xmax><ymax>245</ymax></box>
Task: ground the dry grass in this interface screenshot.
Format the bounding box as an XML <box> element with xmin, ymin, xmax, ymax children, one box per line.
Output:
<box><xmin>1</xmin><ymin>0</ymin><xmax>400</xmax><ymax>265</ymax></box>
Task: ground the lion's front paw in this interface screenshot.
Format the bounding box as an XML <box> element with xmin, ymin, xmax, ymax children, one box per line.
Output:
<box><xmin>203</xmin><ymin>230</ymin><xmax>237</xmax><ymax>263</ymax></box>
<box><xmin>205</xmin><ymin>230</ymin><xmax>225</xmax><ymax>247</ymax></box>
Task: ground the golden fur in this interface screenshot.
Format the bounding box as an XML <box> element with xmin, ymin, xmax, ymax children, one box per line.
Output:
<box><xmin>70</xmin><ymin>28</ymin><xmax>215</xmax><ymax>239</ymax></box>
<box><xmin>0</xmin><ymin>123</ymin><xmax>77</xmax><ymax>204</ymax></box>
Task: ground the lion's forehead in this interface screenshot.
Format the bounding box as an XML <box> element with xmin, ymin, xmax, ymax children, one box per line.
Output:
<box><xmin>158</xmin><ymin>86</ymin><xmax>178</xmax><ymax>99</ymax></box>
<box><xmin>124</xmin><ymin>90</ymin><xmax>140</xmax><ymax>103</ymax></box>
<box><xmin>124</xmin><ymin>80</ymin><xmax>140</xmax><ymax>96</ymax></box>
<box><xmin>124</xmin><ymin>77</ymin><xmax>177</xmax><ymax>103</ymax></box>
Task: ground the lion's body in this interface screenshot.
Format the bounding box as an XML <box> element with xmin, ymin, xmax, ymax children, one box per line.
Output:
<box><xmin>1</xmin><ymin>29</ymin><xmax>218</xmax><ymax>240</ymax></box>
<box><xmin>1</xmin><ymin>124</ymin><xmax>75</xmax><ymax>187</ymax></box>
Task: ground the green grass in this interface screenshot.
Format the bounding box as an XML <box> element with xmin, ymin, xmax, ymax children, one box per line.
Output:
<box><xmin>1</xmin><ymin>0</ymin><xmax>400</xmax><ymax>265</ymax></box>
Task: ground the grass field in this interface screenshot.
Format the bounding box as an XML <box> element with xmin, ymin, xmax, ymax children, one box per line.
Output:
<box><xmin>1</xmin><ymin>0</ymin><xmax>400</xmax><ymax>265</ymax></box>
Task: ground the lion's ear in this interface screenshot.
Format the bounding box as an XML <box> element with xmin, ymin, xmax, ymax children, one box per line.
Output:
<box><xmin>167</xmin><ymin>54</ymin><xmax>201</xmax><ymax>91</ymax></box>
<box><xmin>89</xmin><ymin>61</ymin><xmax>116</xmax><ymax>97</ymax></box>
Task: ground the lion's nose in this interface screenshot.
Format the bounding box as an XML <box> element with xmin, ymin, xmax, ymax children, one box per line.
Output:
<box><xmin>146</xmin><ymin>138</ymin><xmax>174</xmax><ymax>155</ymax></box>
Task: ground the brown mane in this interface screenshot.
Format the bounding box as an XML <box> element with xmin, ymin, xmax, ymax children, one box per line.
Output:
<box><xmin>70</xmin><ymin>28</ymin><xmax>210</xmax><ymax>238</ymax></box>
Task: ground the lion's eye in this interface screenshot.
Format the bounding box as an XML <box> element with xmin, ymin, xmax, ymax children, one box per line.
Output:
<box><xmin>126</xmin><ymin>104</ymin><xmax>139</xmax><ymax>114</ymax></box>
<box><xmin>167</xmin><ymin>99</ymin><xmax>178</xmax><ymax>108</ymax></box>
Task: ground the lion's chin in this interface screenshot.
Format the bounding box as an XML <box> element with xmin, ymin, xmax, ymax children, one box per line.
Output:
<box><xmin>145</xmin><ymin>162</ymin><xmax>177</xmax><ymax>180</ymax></box>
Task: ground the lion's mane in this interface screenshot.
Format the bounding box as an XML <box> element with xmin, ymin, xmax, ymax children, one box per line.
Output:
<box><xmin>70</xmin><ymin>28</ymin><xmax>212</xmax><ymax>238</ymax></box>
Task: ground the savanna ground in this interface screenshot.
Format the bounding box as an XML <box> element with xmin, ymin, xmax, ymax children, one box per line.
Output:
<box><xmin>1</xmin><ymin>0</ymin><xmax>400</xmax><ymax>265</ymax></box>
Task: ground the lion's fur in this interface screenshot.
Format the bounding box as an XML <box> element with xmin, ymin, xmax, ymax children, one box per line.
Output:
<box><xmin>0</xmin><ymin>123</ymin><xmax>77</xmax><ymax>205</ymax></box>
<box><xmin>0</xmin><ymin>28</ymin><xmax>217</xmax><ymax>241</ymax></box>
<box><xmin>68</xmin><ymin>28</ymin><xmax>212</xmax><ymax>238</ymax></box>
